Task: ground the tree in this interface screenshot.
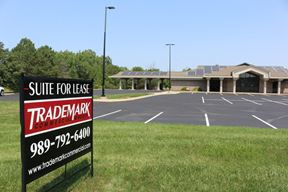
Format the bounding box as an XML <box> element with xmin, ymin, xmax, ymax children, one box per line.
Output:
<box><xmin>147</xmin><ymin>67</ymin><xmax>159</xmax><ymax>72</ymax></box>
<box><xmin>132</xmin><ymin>66</ymin><xmax>144</xmax><ymax>71</ymax></box>
<box><xmin>11</xmin><ymin>38</ymin><xmax>37</xmax><ymax>73</ymax></box>
<box><xmin>0</xmin><ymin>42</ymin><xmax>9</xmax><ymax>85</ymax></box>
<box><xmin>54</xmin><ymin>50</ymin><xmax>76</xmax><ymax>78</ymax></box>
<box><xmin>74</xmin><ymin>50</ymin><xmax>98</xmax><ymax>80</ymax></box>
<box><xmin>34</xmin><ymin>45</ymin><xmax>58</xmax><ymax>77</ymax></box>
<box><xmin>106</xmin><ymin>59</ymin><xmax>122</xmax><ymax>89</ymax></box>
<box><xmin>6</xmin><ymin>38</ymin><xmax>37</xmax><ymax>90</ymax></box>
<box><xmin>146</xmin><ymin>63</ymin><xmax>159</xmax><ymax>72</ymax></box>
<box><xmin>1</xmin><ymin>38</ymin><xmax>125</xmax><ymax>90</ymax></box>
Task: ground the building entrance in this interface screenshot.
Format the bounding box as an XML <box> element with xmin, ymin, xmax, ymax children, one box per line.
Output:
<box><xmin>236</xmin><ymin>72</ymin><xmax>260</xmax><ymax>92</ymax></box>
<box><xmin>210</xmin><ymin>79</ymin><xmax>220</xmax><ymax>92</ymax></box>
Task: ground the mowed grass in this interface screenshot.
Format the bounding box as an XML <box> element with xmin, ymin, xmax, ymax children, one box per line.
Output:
<box><xmin>1</xmin><ymin>101</ymin><xmax>288</xmax><ymax>191</ymax></box>
<box><xmin>94</xmin><ymin>92</ymin><xmax>151</xmax><ymax>100</ymax></box>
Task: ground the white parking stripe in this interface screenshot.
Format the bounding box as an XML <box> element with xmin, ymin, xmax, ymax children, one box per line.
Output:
<box><xmin>204</xmin><ymin>113</ymin><xmax>210</xmax><ymax>127</ymax></box>
<box><xmin>93</xmin><ymin>109</ymin><xmax>122</xmax><ymax>119</ymax></box>
<box><xmin>144</xmin><ymin>112</ymin><xmax>164</xmax><ymax>124</ymax></box>
<box><xmin>221</xmin><ymin>97</ymin><xmax>233</xmax><ymax>104</ymax></box>
<box><xmin>261</xmin><ymin>98</ymin><xmax>288</xmax><ymax>106</ymax></box>
<box><xmin>202</xmin><ymin>96</ymin><xmax>205</xmax><ymax>104</ymax></box>
<box><xmin>241</xmin><ymin>98</ymin><xmax>262</xmax><ymax>105</ymax></box>
<box><xmin>252</xmin><ymin>115</ymin><xmax>277</xmax><ymax>129</ymax></box>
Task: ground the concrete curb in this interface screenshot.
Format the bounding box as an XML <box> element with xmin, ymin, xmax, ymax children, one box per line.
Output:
<box><xmin>3</xmin><ymin>92</ymin><xmax>16</xmax><ymax>96</ymax></box>
<box><xmin>94</xmin><ymin>91</ymin><xmax>180</xmax><ymax>102</ymax></box>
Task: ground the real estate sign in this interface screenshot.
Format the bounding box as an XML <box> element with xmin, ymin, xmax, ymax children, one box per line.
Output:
<box><xmin>20</xmin><ymin>75</ymin><xmax>93</xmax><ymax>186</ymax></box>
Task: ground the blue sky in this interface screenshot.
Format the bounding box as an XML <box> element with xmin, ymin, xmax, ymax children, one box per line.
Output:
<box><xmin>1</xmin><ymin>0</ymin><xmax>288</xmax><ymax>71</ymax></box>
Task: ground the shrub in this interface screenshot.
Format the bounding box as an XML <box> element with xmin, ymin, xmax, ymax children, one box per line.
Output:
<box><xmin>181</xmin><ymin>87</ymin><xmax>189</xmax><ymax>91</ymax></box>
<box><xmin>192</xmin><ymin>87</ymin><xmax>202</xmax><ymax>92</ymax></box>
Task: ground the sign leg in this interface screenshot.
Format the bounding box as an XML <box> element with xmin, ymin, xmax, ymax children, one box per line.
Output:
<box><xmin>91</xmin><ymin>151</ymin><xmax>94</xmax><ymax>177</ymax></box>
<box><xmin>64</xmin><ymin>164</ymin><xmax>67</xmax><ymax>179</ymax></box>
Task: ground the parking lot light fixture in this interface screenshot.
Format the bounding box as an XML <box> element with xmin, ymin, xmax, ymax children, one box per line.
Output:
<box><xmin>102</xmin><ymin>6</ymin><xmax>115</xmax><ymax>97</ymax></box>
<box><xmin>165</xmin><ymin>43</ymin><xmax>175</xmax><ymax>91</ymax></box>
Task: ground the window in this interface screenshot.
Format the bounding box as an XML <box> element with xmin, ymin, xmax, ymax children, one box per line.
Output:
<box><xmin>237</xmin><ymin>72</ymin><xmax>260</xmax><ymax>92</ymax></box>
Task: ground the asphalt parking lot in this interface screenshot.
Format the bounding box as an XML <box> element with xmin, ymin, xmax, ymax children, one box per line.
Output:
<box><xmin>93</xmin><ymin>93</ymin><xmax>288</xmax><ymax>129</ymax></box>
<box><xmin>2</xmin><ymin>91</ymin><xmax>288</xmax><ymax>128</ymax></box>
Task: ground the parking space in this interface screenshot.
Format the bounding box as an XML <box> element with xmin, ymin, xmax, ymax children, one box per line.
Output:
<box><xmin>93</xmin><ymin>92</ymin><xmax>288</xmax><ymax>129</ymax></box>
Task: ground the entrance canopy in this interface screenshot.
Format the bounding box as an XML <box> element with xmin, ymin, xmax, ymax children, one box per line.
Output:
<box><xmin>204</xmin><ymin>63</ymin><xmax>288</xmax><ymax>79</ymax></box>
<box><xmin>232</xmin><ymin>66</ymin><xmax>269</xmax><ymax>79</ymax></box>
<box><xmin>236</xmin><ymin>72</ymin><xmax>260</xmax><ymax>92</ymax></box>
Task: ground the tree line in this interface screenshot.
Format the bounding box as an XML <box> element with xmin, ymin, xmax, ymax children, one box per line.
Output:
<box><xmin>0</xmin><ymin>38</ymin><xmax>127</xmax><ymax>91</ymax></box>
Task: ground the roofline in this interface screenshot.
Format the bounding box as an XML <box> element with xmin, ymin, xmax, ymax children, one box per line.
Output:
<box><xmin>269</xmin><ymin>77</ymin><xmax>288</xmax><ymax>79</ymax></box>
<box><xmin>204</xmin><ymin>75</ymin><xmax>233</xmax><ymax>78</ymax></box>
<box><xmin>110</xmin><ymin>75</ymin><xmax>204</xmax><ymax>80</ymax></box>
<box><xmin>110</xmin><ymin>76</ymin><xmax>168</xmax><ymax>79</ymax></box>
<box><xmin>233</xmin><ymin>65</ymin><xmax>270</xmax><ymax>74</ymax></box>
<box><xmin>111</xmin><ymin>75</ymin><xmax>288</xmax><ymax>79</ymax></box>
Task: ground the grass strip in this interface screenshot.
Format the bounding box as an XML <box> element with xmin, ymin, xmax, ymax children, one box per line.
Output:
<box><xmin>94</xmin><ymin>92</ymin><xmax>151</xmax><ymax>100</ymax></box>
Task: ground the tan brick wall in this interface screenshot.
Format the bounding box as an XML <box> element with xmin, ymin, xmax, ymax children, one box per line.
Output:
<box><xmin>265</xmin><ymin>80</ymin><xmax>288</xmax><ymax>94</ymax></box>
<box><xmin>266</xmin><ymin>80</ymin><xmax>273</xmax><ymax>93</ymax></box>
<box><xmin>259</xmin><ymin>79</ymin><xmax>264</xmax><ymax>93</ymax></box>
<box><xmin>170</xmin><ymin>78</ymin><xmax>288</xmax><ymax>93</ymax></box>
<box><xmin>282</xmin><ymin>80</ymin><xmax>288</xmax><ymax>94</ymax></box>
<box><xmin>223</xmin><ymin>79</ymin><xmax>233</xmax><ymax>92</ymax></box>
<box><xmin>171</xmin><ymin>80</ymin><xmax>206</xmax><ymax>91</ymax></box>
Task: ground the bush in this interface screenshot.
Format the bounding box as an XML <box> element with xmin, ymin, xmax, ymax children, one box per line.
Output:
<box><xmin>192</xmin><ymin>87</ymin><xmax>202</xmax><ymax>92</ymax></box>
<box><xmin>180</xmin><ymin>87</ymin><xmax>189</xmax><ymax>91</ymax></box>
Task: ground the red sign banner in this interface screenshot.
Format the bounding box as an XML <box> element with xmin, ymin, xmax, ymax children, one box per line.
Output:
<box><xmin>24</xmin><ymin>97</ymin><xmax>92</xmax><ymax>137</ymax></box>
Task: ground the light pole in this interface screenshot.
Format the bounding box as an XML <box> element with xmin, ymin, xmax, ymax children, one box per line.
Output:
<box><xmin>165</xmin><ymin>43</ymin><xmax>174</xmax><ymax>91</ymax></box>
<box><xmin>102</xmin><ymin>6</ymin><xmax>115</xmax><ymax>97</ymax></box>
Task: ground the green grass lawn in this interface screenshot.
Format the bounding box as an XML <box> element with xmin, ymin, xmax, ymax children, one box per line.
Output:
<box><xmin>1</xmin><ymin>101</ymin><xmax>288</xmax><ymax>191</ymax></box>
<box><xmin>94</xmin><ymin>92</ymin><xmax>151</xmax><ymax>100</ymax></box>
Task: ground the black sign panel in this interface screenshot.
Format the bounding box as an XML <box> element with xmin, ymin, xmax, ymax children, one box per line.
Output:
<box><xmin>20</xmin><ymin>75</ymin><xmax>93</xmax><ymax>185</ymax></box>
